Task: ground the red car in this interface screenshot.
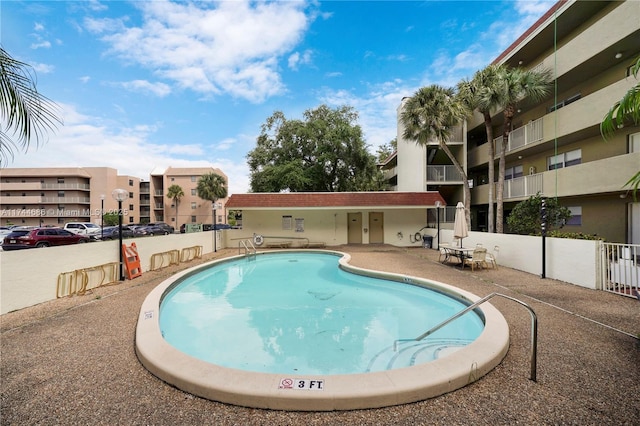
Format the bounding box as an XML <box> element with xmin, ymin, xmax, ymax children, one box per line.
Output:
<box><xmin>2</xmin><ymin>227</ymin><xmax>90</xmax><ymax>250</ymax></box>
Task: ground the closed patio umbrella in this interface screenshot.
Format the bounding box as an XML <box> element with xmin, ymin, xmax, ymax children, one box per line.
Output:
<box><xmin>453</xmin><ymin>201</ymin><xmax>468</xmax><ymax>247</ymax></box>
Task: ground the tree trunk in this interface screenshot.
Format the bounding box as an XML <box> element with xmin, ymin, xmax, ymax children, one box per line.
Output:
<box><xmin>484</xmin><ymin>112</ymin><xmax>495</xmax><ymax>233</ymax></box>
<box><xmin>496</xmin><ymin>105</ymin><xmax>515</xmax><ymax>233</ymax></box>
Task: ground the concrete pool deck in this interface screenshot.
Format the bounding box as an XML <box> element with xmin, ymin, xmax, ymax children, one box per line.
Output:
<box><xmin>1</xmin><ymin>245</ymin><xmax>639</xmax><ymax>424</ymax></box>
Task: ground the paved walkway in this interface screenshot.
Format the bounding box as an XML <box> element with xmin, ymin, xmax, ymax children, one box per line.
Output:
<box><xmin>1</xmin><ymin>246</ymin><xmax>639</xmax><ymax>425</ymax></box>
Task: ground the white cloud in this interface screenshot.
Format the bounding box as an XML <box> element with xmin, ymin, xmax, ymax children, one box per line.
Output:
<box><xmin>80</xmin><ymin>76</ymin><xmax>90</xmax><ymax>84</ymax></box>
<box><xmin>30</xmin><ymin>41</ymin><xmax>51</xmax><ymax>49</ymax></box>
<box><xmin>85</xmin><ymin>1</ymin><xmax>313</xmax><ymax>103</ymax></box>
<box><xmin>32</xmin><ymin>62</ymin><xmax>55</xmax><ymax>74</ymax></box>
<box><xmin>34</xmin><ymin>22</ymin><xmax>44</xmax><ymax>31</ymax></box>
<box><xmin>115</xmin><ymin>80</ymin><xmax>172</xmax><ymax>97</ymax></box>
<box><xmin>288</xmin><ymin>50</ymin><xmax>312</xmax><ymax>70</ymax></box>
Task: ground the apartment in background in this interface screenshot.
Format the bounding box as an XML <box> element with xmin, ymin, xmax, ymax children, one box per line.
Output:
<box><xmin>389</xmin><ymin>0</ymin><xmax>639</xmax><ymax>244</ymax></box>
<box><xmin>0</xmin><ymin>166</ymin><xmax>228</xmax><ymax>229</ymax></box>
<box><xmin>149</xmin><ymin>166</ymin><xmax>228</xmax><ymax>230</ymax></box>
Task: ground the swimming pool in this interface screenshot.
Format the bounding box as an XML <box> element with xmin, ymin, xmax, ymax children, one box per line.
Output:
<box><xmin>136</xmin><ymin>250</ymin><xmax>509</xmax><ymax>410</ymax></box>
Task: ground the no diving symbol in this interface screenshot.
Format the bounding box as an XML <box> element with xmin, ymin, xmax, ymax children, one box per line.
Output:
<box><xmin>279</xmin><ymin>378</ymin><xmax>294</xmax><ymax>389</ymax></box>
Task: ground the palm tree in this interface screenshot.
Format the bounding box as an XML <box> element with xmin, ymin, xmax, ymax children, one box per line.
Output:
<box><xmin>601</xmin><ymin>55</ymin><xmax>640</xmax><ymax>200</ymax></box>
<box><xmin>196</xmin><ymin>172</ymin><xmax>228</xmax><ymax>224</ymax></box>
<box><xmin>400</xmin><ymin>85</ymin><xmax>471</xmax><ymax>227</ymax></box>
<box><xmin>0</xmin><ymin>47</ymin><xmax>62</xmax><ymax>165</ymax></box>
<box><xmin>495</xmin><ymin>66</ymin><xmax>552</xmax><ymax>233</ymax></box>
<box><xmin>457</xmin><ymin>64</ymin><xmax>507</xmax><ymax>233</ymax></box>
<box><xmin>166</xmin><ymin>184</ymin><xmax>184</xmax><ymax>228</ymax></box>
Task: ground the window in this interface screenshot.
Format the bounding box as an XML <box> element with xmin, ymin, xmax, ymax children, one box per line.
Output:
<box><xmin>171</xmin><ymin>177</ymin><xmax>175</xmax><ymax>181</ymax></box>
<box><xmin>57</xmin><ymin>178</ymin><xmax>64</xmax><ymax>184</ymax></box>
<box><xmin>129</xmin><ymin>192</ymin><xmax>133</xmax><ymax>198</ymax></box>
<box><xmin>129</xmin><ymin>204</ymin><xmax>134</xmax><ymax>210</ymax></box>
<box><xmin>191</xmin><ymin>215</ymin><xmax>196</xmax><ymax>222</ymax></box>
<box><xmin>191</xmin><ymin>202</ymin><xmax>197</xmax><ymax>209</ymax></box>
<box><xmin>566</xmin><ymin>206</ymin><xmax>582</xmax><ymax>226</ymax></box>
<box><xmin>58</xmin><ymin>191</ymin><xmax>65</xmax><ymax>197</ymax></box>
<box><xmin>129</xmin><ymin>179</ymin><xmax>134</xmax><ymax>186</ymax></box>
<box><xmin>548</xmin><ymin>149</ymin><xmax>581</xmax><ymax>170</ymax></box>
<box><xmin>191</xmin><ymin>189</ymin><xmax>196</xmax><ymax>196</ymax></box>
<box><xmin>505</xmin><ymin>165</ymin><xmax>523</xmax><ymax>180</ymax></box>
<box><xmin>191</xmin><ymin>176</ymin><xmax>197</xmax><ymax>182</ymax></box>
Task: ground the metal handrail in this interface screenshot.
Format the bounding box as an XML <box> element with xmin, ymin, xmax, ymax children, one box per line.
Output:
<box><xmin>394</xmin><ymin>292</ymin><xmax>538</xmax><ymax>382</ymax></box>
<box><xmin>239</xmin><ymin>239</ymin><xmax>256</xmax><ymax>256</ymax></box>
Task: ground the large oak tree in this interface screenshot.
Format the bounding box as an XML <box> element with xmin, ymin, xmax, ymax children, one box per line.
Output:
<box><xmin>247</xmin><ymin>105</ymin><xmax>385</xmax><ymax>192</ymax></box>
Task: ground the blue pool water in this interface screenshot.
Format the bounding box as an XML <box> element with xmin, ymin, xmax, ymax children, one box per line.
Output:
<box><xmin>159</xmin><ymin>252</ymin><xmax>484</xmax><ymax>375</ymax></box>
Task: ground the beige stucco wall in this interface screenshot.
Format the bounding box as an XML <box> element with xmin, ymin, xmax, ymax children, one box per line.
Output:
<box><xmin>234</xmin><ymin>208</ymin><xmax>430</xmax><ymax>247</ymax></box>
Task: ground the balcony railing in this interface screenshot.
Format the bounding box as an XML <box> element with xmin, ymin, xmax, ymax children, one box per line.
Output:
<box><xmin>382</xmin><ymin>166</ymin><xmax>397</xmax><ymax>180</ymax></box>
<box><xmin>40</xmin><ymin>197</ymin><xmax>91</xmax><ymax>203</ymax></box>
<box><xmin>40</xmin><ymin>183</ymin><xmax>90</xmax><ymax>190</ymax></box>
<box><xmin>503</xmin><ymin>173</ymin><xmax>543</xmax><ymax>199</ymax></box>
<box><xmin>427</xmin><ymin>165</ymin><xmax>464</xmax><ymax>182</ymax></box>
<box><xmin>493</xmin><ymin>117</ymin><xmax>544</xmax><ymax>154</ymax></box>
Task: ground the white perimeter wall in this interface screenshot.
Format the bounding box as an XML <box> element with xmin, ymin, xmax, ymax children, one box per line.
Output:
<box><xmin>1</xmin><ymin>222</ymin><xmax>600</xmax><ymax>315</ymax></box>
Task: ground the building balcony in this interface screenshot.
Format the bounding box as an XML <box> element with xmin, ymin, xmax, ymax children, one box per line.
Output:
<box><xmin>468</xmin><ymin>75</ymin><xmax>636</xmax><ymax>169</ymax></box>
<box><xmin>382</xmin><ymin>166</ymin><xmax>397</xmax><ymax>181</ymax></box>
<box><xmin>0</xmin><ymin>182</ymin><xmax>90</xmax><ymax>191</ymax></box>
<box><xmin>427</xmin><ymin>165</ymin><xmax>465</xmax><ymax>183</ymax></box>
<box><xmin>470</xmin><ymin>151</ymin><xmax>640</xmax><ymax>204</ymax></box>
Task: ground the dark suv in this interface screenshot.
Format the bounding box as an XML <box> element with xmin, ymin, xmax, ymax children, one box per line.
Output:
<box><xmin>143</xmin><ymin>222</ymin><xmax>174</xmax><ymax>235</ymax></box>
<box><xmin>2</xmin><ymin>227</ymin><xmax>89</xmax><ymax>250</ymax></box>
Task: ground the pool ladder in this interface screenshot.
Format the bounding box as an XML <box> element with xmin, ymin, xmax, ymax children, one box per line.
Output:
<box><xmin>239</xmin><ymin>239</ymin><xmax>257</xmax><ymax>257</ymax></box>
<box><xmin>394</xmin><ymin>292</ymin><xmax>538</xmax><ymax>382</ymax></box>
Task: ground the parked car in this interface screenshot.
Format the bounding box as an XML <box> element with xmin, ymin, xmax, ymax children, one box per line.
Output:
<box><xmin>128</xmin><ymin>225</ymin><xmax>149</xmax><ymax>237</ymax></box>
<box><xmin>2</xmin><ymin>227</ymin><xmax>89</xmax><ymax>250</ymax></box>
<box><xmin>100</xmin><ymin>225</ymin><xmax>135</xmax><ymax>240</ymax></box>
<box><xmin>137</xmin><ymin>224</ymin><xmax>171</xmax><ymax>236</ymax></box>
<box><xmin>203</xmin><ymin>223</ymin><xmax>232</xmax><ymax>231</ymax></box>
<box><xmin>145</xmin><ymin>222</ymin><xmax>175</xmax><ymax>234</ymax></box>
<box><xmin>63</xmin><ymin>222</ymin><xmax>102</xmax><ymax>240</ymax></box>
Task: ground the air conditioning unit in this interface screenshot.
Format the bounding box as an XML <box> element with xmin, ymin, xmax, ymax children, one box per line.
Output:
<box><xmin>529</xmin><ymin>166</ymin><xmax>536</xmax><ymax>175</ymax></box>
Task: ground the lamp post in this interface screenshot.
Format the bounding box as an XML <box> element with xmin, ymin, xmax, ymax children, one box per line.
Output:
<box><xmin>112</xmin><ymin>189</ymin><xmax>128</xmax><ymax>281</ymax></box>
<box><xmin>212</xmin><ymin>202</ymin><xmax>221</xmax><ymax>252</ymax></box>
<box><xmin>100</xmin><ymin>194</ymin><xmax>105</xmax><ymax>240</ymax></box>
<box><xmin>435</xmin><ymin>201</ymin><xmax>441</xmax><ymax>250</ymax></box>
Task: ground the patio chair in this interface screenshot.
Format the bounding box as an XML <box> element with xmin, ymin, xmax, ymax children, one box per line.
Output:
<box><xmin>438</xmin><ymin>238</ymin><xmax>461</xmax><ymax>263</ymax></box>
<box><xmin>464</xmin><ymin>247</ymin><xmax>488</xmax><ymax>271</ymax></box>
<box><xmin>486</xmin><ymin>245</ymin><xmax>499</xmax><ymax>269</ymax></box>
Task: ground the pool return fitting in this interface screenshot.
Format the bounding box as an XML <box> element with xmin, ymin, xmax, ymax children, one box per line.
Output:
<box><xmin>394</xmin><ymin>292</ymin><xmax>538</xmax><ymax>382</ymax></box>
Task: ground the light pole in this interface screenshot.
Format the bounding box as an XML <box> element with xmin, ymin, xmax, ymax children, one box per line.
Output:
<box><xmin>435</xmin><ymin>201</ymin><xmax>441</xmax><ymax>250</ymax></box>
<box><xmin>112</xmin><ymin>189</ymin><xmax>128</xmax><ymax>281</ymax></box>
<box><xmin>212</xmin><ymin>202</ymin><xmax>221</xmax><ymax>252</ymax></box>
<box><xmin>100</xmin><ymin>194</ymin><xmax>105</xmax><ymax>240</ymax></box>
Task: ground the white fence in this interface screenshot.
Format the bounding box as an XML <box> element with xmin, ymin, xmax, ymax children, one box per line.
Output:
<box><xmin>1</xmin><ymin>230</ymin><xmax>637</xmax><ymax>315</ymax></box>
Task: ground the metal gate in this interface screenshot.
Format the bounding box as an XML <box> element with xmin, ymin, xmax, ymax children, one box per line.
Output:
<box><xmin>601</xmin><ymin>243</ymin><xmax>639</xmax><ymax>298</ymax></box>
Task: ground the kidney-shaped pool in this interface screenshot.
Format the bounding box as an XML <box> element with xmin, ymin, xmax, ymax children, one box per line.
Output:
<box><xmin>136</xmin><ymin>250</ymin><xmax>509</xmax><ymax>411</ymax></box>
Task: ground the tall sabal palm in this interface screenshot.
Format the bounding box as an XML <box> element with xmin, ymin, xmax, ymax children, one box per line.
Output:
<box><xmin>166</xmin><ymin>184</ymin><xmax>184</xmax><ymax>227</ymax></box>
<box><xmin>401</xmin><ymin>85</ymin><xmax>471</xmax><ymax>227</ymax></box>
<box><xmin>0</xmin><ymin>47</ymin><xmax>62</xmax><ymax>165</ymax></box>
<box><xmin>196</xmin><ymin>172</ymin><xmax>228</xmax><ymax>223</ymax></box>
<box><xmin>495</xmin><ymin>67</ymin><xmax>552</xmax><ymax>233</ymax></box>
<box><xmin>457</xmin><ymin>64</ymin><xmax>507</xmax><ymax>233</ymax></box>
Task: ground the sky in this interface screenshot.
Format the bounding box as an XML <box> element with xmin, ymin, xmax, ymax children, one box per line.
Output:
<box><xmin>2</xmin><ymin>0</ymin><xmax>554</xmax><ymax>195</ymax></box>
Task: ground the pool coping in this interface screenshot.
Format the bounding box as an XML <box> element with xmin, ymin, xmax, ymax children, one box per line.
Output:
<box><xmin>135</xmin><ymin>250</ymin><xmax>510</xmax><ymax>411</ymax></box>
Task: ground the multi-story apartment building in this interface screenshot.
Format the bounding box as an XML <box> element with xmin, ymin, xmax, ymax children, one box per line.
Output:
<box><xmin>149</xmin><ymin>166</ymin><xmax>228</xmax><ymax>230</ymax></box>
<box><xmin>391</xmin><ymin>0</ymin><xmax>640</xmax><ymax>244</ymax></box>
<box><xmin>0</xmin><ymin>166</ymin><xmax>227</xmax><ymax>229</ymax></box>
